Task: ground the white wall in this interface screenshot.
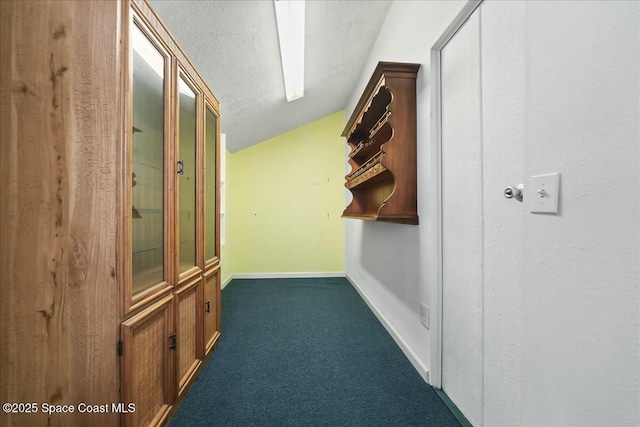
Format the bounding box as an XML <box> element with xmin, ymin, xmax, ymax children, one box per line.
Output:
<box><xmin>518</xmin><ymin>2</ymin><xmax>639</xmax><ymax>425</ymax></box>
<box><xmin>345</xmin><ymin>0</ymin><xmax>639</xmax><ymax>425</ymax></box>
<box><xmin>345</xmin><ymin>0</ymin><xmax>468</xmax><ymax>380</ymax></box>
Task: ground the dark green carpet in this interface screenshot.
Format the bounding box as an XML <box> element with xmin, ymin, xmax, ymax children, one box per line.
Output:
<box><xmin>170</xmin><ymin>277</ymin><xmax>460</xmax><ymax>426</ymax></box>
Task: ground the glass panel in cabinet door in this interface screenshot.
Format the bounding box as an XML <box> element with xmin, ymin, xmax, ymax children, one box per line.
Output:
<box><xmin>205</xmin><ymin>107</ymin><xmax>217</xmax><ymax>261</ymax></box>
<box><xmin>131</xmin><ymin>23</ymin><xmax>165</xmax><ymax>294</ymax></box>
<box><xmin>178</xmin><ymin>76</ymin><xmax>197</xmax><ymax>273</ymax></box>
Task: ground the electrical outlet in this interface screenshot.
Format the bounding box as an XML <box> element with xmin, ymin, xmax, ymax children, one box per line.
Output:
<box><xmin>420</xmin><ymin>303</ymin><xmax>429</xmax><ymax>330</ymax></box>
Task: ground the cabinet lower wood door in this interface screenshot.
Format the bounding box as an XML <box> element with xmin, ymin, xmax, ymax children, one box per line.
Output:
<box><xmin>203</xmin><ymin>267</ymin><xmax>221</xmax><ymax>355</ymax></box>
<box><xmin>175</xmin><ymin>278</ymin><xmax>203</xmax><ymax>396</ymax></box>
<box><xmin>121</xmin><ymin>295</ymin><xmax>175</xmax><ymax>427</ymax></box>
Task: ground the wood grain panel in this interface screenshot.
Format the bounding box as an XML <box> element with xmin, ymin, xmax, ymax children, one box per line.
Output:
<box><xmin>174</xmin><ymin>278</ymin><xmax>202</xmax><ymax>395</ymax></box>
<box><xmin>0</xmin><ymin>1</ymin><xmax>120</xmax><ymax>426</ymax></box>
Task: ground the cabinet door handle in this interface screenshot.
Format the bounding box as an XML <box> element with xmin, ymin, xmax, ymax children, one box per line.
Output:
<box><xmin>205</xmin><ymin>301</ymin><xmax>211</xmax><ymax>313</ymax></box>
<box><xmin>177</xmin><ymin>160</ymin><xmax>184</xmax><ymax>175</ymax></box>
<box><xmin>169</xmin><ymin>333</ymin><xmax>177</xmax><ymax>350</ymax></box>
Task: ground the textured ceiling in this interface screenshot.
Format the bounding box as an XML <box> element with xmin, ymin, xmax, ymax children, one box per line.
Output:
<box><xmin>149</xmin><ymin>0</ymin><xmax>392</xmax><ymax>152</ymax></box>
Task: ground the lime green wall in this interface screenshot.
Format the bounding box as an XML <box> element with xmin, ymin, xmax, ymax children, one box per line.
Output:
<box><xmin>223</xmin><ymin>110</ymin><xmax>346</xmax><ymax>280</ymax></box>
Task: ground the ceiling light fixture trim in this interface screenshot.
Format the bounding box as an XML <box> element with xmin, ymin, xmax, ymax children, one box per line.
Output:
<box><xmin>274</xmin><ymin>0</ymin><xmax>305</xmax><ymax>102</ymax></box>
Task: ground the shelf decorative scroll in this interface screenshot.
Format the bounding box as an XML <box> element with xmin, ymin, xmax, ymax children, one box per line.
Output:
<box><xmin>347</xmin><ymin>83</ymin><xmax>390</xmax><ymax>137</ymax></box>
<box><xmin>349</xmin><ymin>141</ymin><xmax>365</xmax><ymax>159</ymax></box>
<box><xmin>346</xmin><ymin>160</ymin><xmax>387</xmax><ymax>189</ymax></box>
<box><xmin>369</xmin><ymin>111</ymin><xmax>390</xmax><ymax>139</ymax></box>
<box><xmin>346</xmin><ymin>151</ymin><xmax>384</xmax><ymax>181</ymax></box>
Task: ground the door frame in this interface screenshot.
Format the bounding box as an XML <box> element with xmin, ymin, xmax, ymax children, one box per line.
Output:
<box><xmin>429</xmin><ymin>0</ymin><xmax>484</xmax><ymax>390</ymax></box>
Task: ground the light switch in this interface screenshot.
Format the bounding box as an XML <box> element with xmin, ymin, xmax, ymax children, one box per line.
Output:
<box><xmin>529</xmin><ymin>173</ymin><xmax>560</xmax><ymax>214</ymax></box>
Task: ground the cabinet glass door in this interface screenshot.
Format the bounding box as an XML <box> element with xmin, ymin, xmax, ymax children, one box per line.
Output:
<box><xmin>205</xmin><ymin>107</ymin><xmax>217</xmax><ymax>262</ymax></box>
<box><xmin>178</xmin><ymin>75</ymin><xmax>197</xmax><ymax>273</ymax></box>
<box><xmin>131</xmin><ymin>22</ymin><xmax>166</xmax><ymax>295</ymax></box>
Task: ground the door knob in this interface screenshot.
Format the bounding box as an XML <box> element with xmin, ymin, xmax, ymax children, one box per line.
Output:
<box><xmin>504</xmin><ymin>184</ymin><xmax>523</xmax><ymax>201</ymax></box>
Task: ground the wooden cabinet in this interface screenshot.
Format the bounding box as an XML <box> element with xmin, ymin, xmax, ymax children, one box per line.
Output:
<box><xmin>342</xmin><ymin>62</ymin><xmax>421</xmax><ymax>225</ymax></box>
<box><xmin>121</xmin><ymin>1</ymin><xmax>222</xmax><ymax>426</ymax></box>
<box><xmin>121</xmin><ymin>296</ymin><xmax>174</xmax><ymax>427</ymax></box>
<box><xmin>0</xmin><ymin>1</ymin><xmax>221</xmax><ymax>426</ymax></box>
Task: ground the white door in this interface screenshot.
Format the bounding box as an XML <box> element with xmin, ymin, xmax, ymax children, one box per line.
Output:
<box><xmin>441</xmin><ymin>2</ymin><xmax>525</xmax><ymax>426</ymax></box>
<box><xmin>441</xmin><ymin>9</ymin><xmax>484</xmax><ymax>426</ymax></box>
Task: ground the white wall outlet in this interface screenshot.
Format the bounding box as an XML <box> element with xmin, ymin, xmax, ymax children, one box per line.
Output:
<box><xmin>529</xmin><ymin>172</ymin><xmax>560</xmax><ymax>214</ymax></box>
<box><xmin>420</xmin><ymin>303</ymin><xmax>430</xmax><ymax>330</ymax></box>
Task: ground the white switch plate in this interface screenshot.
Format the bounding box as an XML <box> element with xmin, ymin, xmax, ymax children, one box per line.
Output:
<box><xmin>420</xmin><ymin>303</ymin><xmax>429</xmax><ymax>330</ymax></box>
<box><xmin>529</xmin><ymin>173</ymin><xmax>560</xmax><ymax>214</ymax></box>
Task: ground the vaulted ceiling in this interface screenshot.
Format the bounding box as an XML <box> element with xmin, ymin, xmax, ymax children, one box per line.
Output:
<box><xmin>149</xmin><ymin>0</ymin><xmax>392</xmax><ymax>152</ymax></box>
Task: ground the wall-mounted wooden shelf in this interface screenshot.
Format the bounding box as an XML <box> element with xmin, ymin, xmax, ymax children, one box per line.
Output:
<box><xmin>342</xmin><ymin>62</ymin><xmax>420</xmax><ymax>225</ymax></box>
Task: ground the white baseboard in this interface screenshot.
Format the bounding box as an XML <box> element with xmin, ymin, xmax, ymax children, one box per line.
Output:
<box><xmin>229</xmin><ymin>272</ymin><xmax>345</xmax><ymax>280</ymax></box>
<box><xmin>222</xmin><ymin>272</ymin><xmax>345</xmax><ymax>289</ymax></box>
<box><xmin>345</xmin><ymin>274</ymin><xmax>430</xmax><ymax>383</ymax></box>
<box><xmin>221</xmin><ymin>274</ymin><xmax>233</xmax><ymax>290</ymax></box>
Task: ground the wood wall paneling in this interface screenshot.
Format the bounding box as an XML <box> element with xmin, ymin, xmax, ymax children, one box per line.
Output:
<box><xmin>0</xmin><ymin>1</ymin><xmax>120</xmax><ymax>426</ymax></box>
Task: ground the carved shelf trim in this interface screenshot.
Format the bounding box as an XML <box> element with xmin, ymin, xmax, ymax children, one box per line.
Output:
<box><xmin>346</xmin><ymin>151</ymin><xmax>384</xmax><ymax>181</ymax></box>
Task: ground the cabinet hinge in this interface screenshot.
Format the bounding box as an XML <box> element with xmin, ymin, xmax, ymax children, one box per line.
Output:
<box><xmin>169</xmin><ymin>333</ymin><xmax>177</xmax><ymax>350</ymax></box>
<box><xmin>117</xmin><ymin>340</ymin><xmax>123</xmax><ymax>356</ymax></box>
